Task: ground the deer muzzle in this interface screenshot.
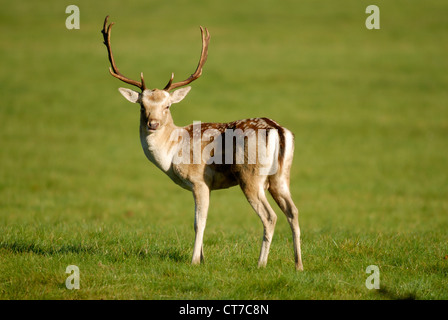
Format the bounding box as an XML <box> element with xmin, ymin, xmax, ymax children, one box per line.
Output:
<box><xmin>147</xmin><ymin>121</ymin><xmax>160</xmax><ymax>131</ymax></box>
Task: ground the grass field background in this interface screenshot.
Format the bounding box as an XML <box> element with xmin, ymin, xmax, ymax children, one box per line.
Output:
<box><xmin>0</xmin><ymin>0</ymin><xmax>447</xmax><ymax>299</ymax></box>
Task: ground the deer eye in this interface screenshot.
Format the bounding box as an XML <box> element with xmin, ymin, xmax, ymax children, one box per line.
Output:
<box><xmin>166</xmin><ymin>105</ymin><xmax>170</xmax><ymax>109</ymax></box>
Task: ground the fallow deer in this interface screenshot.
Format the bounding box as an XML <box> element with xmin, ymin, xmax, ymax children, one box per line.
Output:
<box><xmin>101</xmin><ymin>16</ymin><xmax>303</xmax><ymax>270</ymax></box>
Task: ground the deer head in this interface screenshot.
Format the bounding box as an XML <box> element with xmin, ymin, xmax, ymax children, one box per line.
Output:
<box><xmin>101</xmin><ymin>16</ymin><xmax>210</xmax><ymax>132</ymax></box>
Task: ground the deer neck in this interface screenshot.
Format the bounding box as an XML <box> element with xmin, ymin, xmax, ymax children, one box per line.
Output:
<box><xmin>139</xmin><ymin>117</ymin><xmax>180</xmax><ymax>173</ymax></box>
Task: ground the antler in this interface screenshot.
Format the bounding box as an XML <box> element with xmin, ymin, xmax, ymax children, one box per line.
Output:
<box><xmin>101</xmin><ymin>15</ymin><xmax>147</xmax><ymax>91</ymax></box>
<box><xmin>163</xmin><ymin>26</ymin><xmax>210</xmax><ymax>92</ymax></box>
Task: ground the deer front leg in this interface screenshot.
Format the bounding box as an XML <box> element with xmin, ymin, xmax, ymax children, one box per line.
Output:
<box><xmin>191</xmin><ymin>183</ymin><xmax>210</xmax><ymax>265</ymax></box>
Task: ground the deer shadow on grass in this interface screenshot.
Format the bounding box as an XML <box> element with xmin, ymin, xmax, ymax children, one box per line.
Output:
<box><xmin>376</xmin><ymin>287</ymin><xmax>417</xmax><ymax>300</ymax></box>
<box><xmin>135</xmin><ymin>246</ymin><xmax>189</xmax><ymax>263</ymax></box>
<box><xmin>0</xmin><ymin>241</ymin><xmax>96</xmax><ymax>256</ymax></box>
<box><xmin>1</xmin><ymin>241</ymin><xmax>189</xmax><ymax>263</ymax></box>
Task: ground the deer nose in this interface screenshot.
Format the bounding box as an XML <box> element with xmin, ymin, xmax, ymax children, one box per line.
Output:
<box><xmin>147</xmin><ymin>121</ymin><xmax>160</xmax><ymax>131</ymax></box>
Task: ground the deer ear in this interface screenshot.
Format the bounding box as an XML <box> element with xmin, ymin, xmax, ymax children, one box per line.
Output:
<box><xmin>118</xmin><ymin>88</ymin><xmax>140</xmax><ymax>103</ymax></box>
<box><xmin>170</xmin><ymin>86</ymin><xmax>191</xmax><ymax>104</ymax></box>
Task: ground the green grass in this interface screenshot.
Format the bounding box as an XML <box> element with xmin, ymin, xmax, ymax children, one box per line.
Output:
<box><xmin>1</xmin><ymin>0</ymin><xmax>447</xmax><ymax>299</ymax></box>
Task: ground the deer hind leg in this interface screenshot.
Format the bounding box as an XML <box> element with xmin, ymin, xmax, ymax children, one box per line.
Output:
<box><xmin>268</xmin><ymin>177</ymin><xmax>303</xmax><ymax>271</ymax></box>
<box><xmin>240</xmin><ymin>179</ymin><xmax>277</xmax><ymax>268</ymax></box>
<box><xmin>192</xmin><ymin>183</ymin><xmax>210</xmax><ymax>265</ymax></box>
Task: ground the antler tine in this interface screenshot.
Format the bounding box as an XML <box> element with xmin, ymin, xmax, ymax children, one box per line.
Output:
<box><xmin>163</xmin><ymin>26</ymin><xmax>210</xmax><ymax>92</ymax></box>
<box><xmin>101</xmin><ymin>15</ymin><xmax>146</xmax><ymax>91</ymax></box>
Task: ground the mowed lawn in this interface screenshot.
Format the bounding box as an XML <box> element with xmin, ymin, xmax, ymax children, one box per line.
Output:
<box><xmin>0</xmin><ymin>0</ymin><xmax>447</xmax><ymax>299</ymax></box>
